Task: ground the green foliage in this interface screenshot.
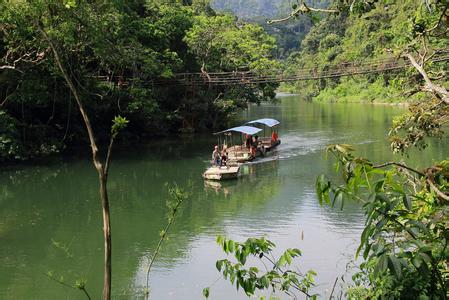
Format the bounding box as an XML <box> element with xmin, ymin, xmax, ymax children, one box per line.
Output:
<box><xmin>317</xmin><ymin>144</ymin><xmax>449</xmax><ymax>299</ymax></box>
<box><xmin>211</xmin><ymin>0</ymin><xmax>330</xmax><ymax>58</ymax></box>
<box><xmin>45</xmin><ymin>239</ymin><xmax>91</xmax><ymax>298</ymax></box>
<box><xmin>184</xmin><ymin>14</ymin><xmax>277</xmax><ymax>72</ymax></box>
<box><xmin>283</xmin><ymin>0</ymin><xmax>449</xmax><ymax>103</ymax></box>
<box><xmin>0</xmin><ymin>0</ymin><xmax>279</xmax><ymax>161</ymax></box>
<box><xmin>205</xmin><ymin>236</ymin><xmax>317</xmax><ymax>299</ymax></box>
<box><xmin>144</xmin><ymin>184</ymin><xmax>189</xmax><ymax>297</ymax></box>
<box><xmin>111</xmin><ymin>115</ymin><xmax>129</xmax><ymax>136</ymax></box>
<box><xmin>389</xmin><ymin>98</ymin><xmax>448</xmax><ymax>153</ymax></box>
<box><xmin>0</xmin><ymin>110</ymin><xmax>23</xmax><ymax>160</ymax></box>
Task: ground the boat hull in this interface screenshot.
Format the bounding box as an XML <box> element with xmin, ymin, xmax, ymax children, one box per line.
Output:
<box><xmin>265</xmin><ymin>139</ymin><xmax>281</xmax><ymax>152</ymax></box>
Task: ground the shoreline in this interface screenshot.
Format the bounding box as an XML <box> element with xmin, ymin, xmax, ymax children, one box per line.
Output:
<box><xmin>275</xmin><ymin>90</ymin><xmax>409</xmax><ymax>106</ymax></box>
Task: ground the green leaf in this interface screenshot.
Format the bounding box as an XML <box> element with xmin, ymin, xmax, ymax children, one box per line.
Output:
<box><xmin>202</xmin><ymin>287</ymin><xmax>210</xmax><ymax>298</ymax></box>
<box><xmin>388</xmin><ymin>255</ymin><xmax>402</xmax><ymax>279</ymax></box>
<box><xmin>276</xmin><ymin>255</ymin><xmax>287</xmax><ymax>268</ymax></box>
<box><xmin>402</xmin><ymin>194</ymin><xmax>412</xmax><ymax>210</ymax></box>
<box><xmin>111</xmin><ymin>115</ymin><xmax>129</xmax><ymax>135</ymax></box>
<box><xmin>228</xmin><ymin>240</ymin><xmax>235</xmax><ymax>253</ymax></box>
<box><xmin>216</xmin><ymin>260</ymin><xmax>224</xmax><ymax>271</ymax></box>
<box><xmin>375</xmin><ymin>218</ymin><xmax>388</xmax><ymax>231</ymax></box>
<box><xmin>375</xmin><ymin>254</ymin><xmax>388</xmax><ymax>275</ymax></box>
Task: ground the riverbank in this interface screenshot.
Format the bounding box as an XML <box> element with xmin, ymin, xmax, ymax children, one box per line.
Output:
<box><xmin>279</xmin><ymin>78</ymin><xmax>420</xmax><ymax>105</ymax></box>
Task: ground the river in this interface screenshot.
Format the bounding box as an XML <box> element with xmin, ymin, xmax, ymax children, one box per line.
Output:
<box><xmin>0</xmin><ymin>95</ymin><xmax>447</xmax><ymax>299</ymax></box>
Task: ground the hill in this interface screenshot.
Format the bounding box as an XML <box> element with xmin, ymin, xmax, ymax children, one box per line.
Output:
<box><xmin>282</xmin><ymin>1</ymin><xmax>449</xmax><ymax>103</ymax></box>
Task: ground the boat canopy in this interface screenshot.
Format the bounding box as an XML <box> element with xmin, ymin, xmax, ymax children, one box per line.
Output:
<box><xmin>246</xmin><ymin>118</ymin><xmax>280</xmax><ymax>127</ymax></box>
<box><xmin>214</xmin><ymin>125</ymin><xmax>262</xmax><ymax>135</ymax></box>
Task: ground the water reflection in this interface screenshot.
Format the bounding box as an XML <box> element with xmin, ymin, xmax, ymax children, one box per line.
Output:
<box><xmin>0</xmin><ymin>96</ymin><xmax>447</xmax><ymax>299</ymax></box>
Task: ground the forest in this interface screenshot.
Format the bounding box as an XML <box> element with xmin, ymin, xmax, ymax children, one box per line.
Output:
<box><xmin>282</xmin><ymin>0</ymin><xmax>449</xmax><ymax>103</ymax></box>
<box><xmin>0</xmin><ymin>0</ymin><xmax>279</xmax><ymax>161</ymax></box>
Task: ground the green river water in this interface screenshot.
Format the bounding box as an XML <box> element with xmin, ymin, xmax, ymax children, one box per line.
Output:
<box><xmin>0</xmin><ymin>95</ymin><xmax>447</xmax><ymax>299</ymax></box>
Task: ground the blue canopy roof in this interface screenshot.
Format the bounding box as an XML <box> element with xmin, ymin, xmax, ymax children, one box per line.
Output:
<box><xmin>246</xmin><ymin>118</ymin><xmax>280</xmax><ymax>127</ymax></box>
<box><xmin>214</xmin><ymin>125</ymin><xmax>262</xmax><ymax>135</ymax></box>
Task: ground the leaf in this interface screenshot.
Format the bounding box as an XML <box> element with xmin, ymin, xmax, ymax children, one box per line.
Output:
<box><xmin>402</xmin><ymin>194</ymin><xmax>412</xmax><ymax>210</ymax></box>
<box><xmin>375</xmin><ymin>254</ymin><xmax>388</xmax><ymax>275</ymax></box>
<box><xmin>216</xmin><ymin>235</ymin><xmax>224</xmax><ymax>246</ymax></box>
<box><xmin>375</xmin><ymin>218</ymin><xmax>388</xmax><ymax>231</ymax></box>
<box><xmin>412</xmin><ymin>255</ymin><xmax>422</xmax><ymax>268</ymax></box>
<box><xmin>216</xmin><ymin>260</ymin><xmax>224</xmax><ymax>271</ymax></box>
<box><xmin>202</xmin><ymin>287</ymin><xmax>210</xmax><ymax>298</ymax></box>
<box><xmin>374</xmin><ymin>179</ymin><xmax>385</xmax><ymax>192</ymax></box>
<box><xmin>276</xmin><ymin>255</ymin><xmax>287</xmax><ymax>268</ymax></box>
<box><xmin>228</xmin><ymin>240</ymin><xmax>235</xmax><ymax>253</ymax></box>
<box><xmin>290</xmin><ymin>248</ymin><xmax>302</xmax><ymax>257</ymax></box>
<box><xmin>316</xmin><ymin>174</ymin><xmax>330</xmax><ymax>205</ymax></box>
<box><xmin>335</xmin><ymin>144</ymin><xmax>354</xmax><ymax>154</ymax></box>
<box><xmin>332</xmin><ymin>189</ymin><xmax>342</xmax><ymax>208</ymax></box>
<box><xmin>388</xmin><ymin>255</ymin><xmax>402</xmax><ymax>279</ymax></box>
<box><xmin>260</xmin><ymin>275</ymin><xmax>270</xmax><ymax>288</ymax></box>
<box><xmin>284</xmin><ymin>251</ymin><xmax>292</xmax><ymax>265</ymax></box>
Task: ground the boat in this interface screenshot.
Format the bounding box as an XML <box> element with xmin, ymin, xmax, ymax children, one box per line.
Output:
<box><xmin>202</xmin><ymin>165</ymin><xmax>240</xmax><ymax>180</ymax></box>
<box><xmin>245</xmin><ymin>118</ymin><xmax>281</xmax><ymax>152</ymax></box>
<box><xmin>213</xmin><ymin>125</ymin><xmax>264</xmax><ymax>163</ymax></box>
<box><xmin>202</xmin><ymin>120</ymin><xmax>281</xmax><ymax>180</ymax></box>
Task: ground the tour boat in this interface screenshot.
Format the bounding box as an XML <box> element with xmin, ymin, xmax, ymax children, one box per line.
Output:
<box><xmin>245</xmin><ymin>118</ymin><xmax>281</xmax><ymax>152</ymax></box>
<box><xmin>203</xmin><ymin>120</ymin><xmax>281</xmax><ymax>180</ymax></box>
<box><xmin>213</xmin><ymin>125</ymin><xmax>264</xmax><ymax>163</ymax></box>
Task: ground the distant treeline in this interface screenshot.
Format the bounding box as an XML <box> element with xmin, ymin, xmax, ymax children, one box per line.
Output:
<box><xmin>212</xmin><ymin>0</ymin><xmax>330</xmax><ymax>58</ymax></box>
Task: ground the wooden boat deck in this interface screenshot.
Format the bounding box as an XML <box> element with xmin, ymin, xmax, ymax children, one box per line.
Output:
<box><xmin>226</xmin><ymin>145</ymin><xmax>253</xmax><ymax>162</ymax></box>
<box><xmin>203</xmin><ymin>166</ymin><xmax>240</xmax><ymax>180</ymax></box>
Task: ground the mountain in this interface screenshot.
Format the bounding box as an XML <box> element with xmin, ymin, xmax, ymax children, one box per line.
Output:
<box><xmin>211</xmin><ymin>0</ymin><xmax>331</xmax><ymax>58</ymax></box>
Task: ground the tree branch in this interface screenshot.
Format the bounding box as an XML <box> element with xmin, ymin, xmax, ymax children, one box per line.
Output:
<box><xmin>37</xmin><ymin>22</ymin><xmax>104</xmax><ymax>173</ymax></box>
<box><xmin>406</xmin><ymin>53</ymin><xmax>449</xmax><ymax>105</ymax></box>
<box><xmin>425</xmin><ymin>4</ymin><xmax>449</xmax><ymax>33</ymax></box>
<box><xmin>104</xmin><ymin>133</ymin><xmax>116</xmax><ymax>178</ymax></box>
<box><xmin>426</xmin><ymin>178</ymin><xmax>449</xmax><ymax>202</ymax></box>
<box><xmin>0</xmin><ymin>65</ymin><xmax>24</xmax><ymax>73</ymax></box>
<box><xmin>373</xmin><ymin>162</ymin><xmax>426</xmax><ymax>177</ymax></box>
<box><xmin>267</xmin><ymin>2</ymin><xmax>337</xmax><ymax>24</ymax></box>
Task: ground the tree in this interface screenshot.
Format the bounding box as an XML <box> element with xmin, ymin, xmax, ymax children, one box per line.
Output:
<box><xmin>317</xmin><ymin>144</ymin><xmax>448</xmax><ymax>298</ymax></box>
<box><xmin>273</xmin><ymin>0</ymin><xmax>449</xmax><ymax>297</ymax></box>
<box><xmin>204</xmin><ymin>236</ymin><xmax>317</xmax><ymax>299</ymax></box>
<box><xmin>2</xmin><ymin>1</ymin><xmax>132</xmax><ymax>298</ymax></box>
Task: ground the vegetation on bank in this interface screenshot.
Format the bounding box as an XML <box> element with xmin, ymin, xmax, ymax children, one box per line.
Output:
<box><xmin>0</xmin><ymin>0</ymin><xmax>279</xmax><ymax>161</ymax></box>
<box><xmin>282</xmin><ymin>0</ymin><xmax>449</xmax><ymax>103</ymax></box>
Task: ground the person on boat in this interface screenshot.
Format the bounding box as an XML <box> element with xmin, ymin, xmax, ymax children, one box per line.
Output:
<box><xmin>250</xmin><ymin>135</ymin><xmax>258</xmax><ymax>158</ymax></box>
<box><xmin>212</xmin><ymin>145</ymin><xmax>220</xmax><ymax>166</ymax></box>
<box><xmin>271</xmin><ymin>131</ymin><xmax>278</xmax><ymax>144</ymax></box>
<box><xmin>245</xmin><ymin>134</ymin><xmax>252</xmax><ymax>149</ymax></box>
<box><xmin>254</xmin><ymin>135</ymin><xmax>260</xmax><ymax>150</ymax></box>
<box><xmin>220</xmin><ymin>146</ymin><xmax>228</xmax><ymax>167</ymax></box>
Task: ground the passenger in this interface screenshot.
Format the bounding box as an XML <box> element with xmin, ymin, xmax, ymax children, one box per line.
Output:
<box><xmin>250</xmin><ymin>136</ymin><xmax>258</xmax><ymax>158</ymax></box>
<box><xmin>220</xmin><ymin>146</ymin><xmax>228</xmax><ymax>167</ymax></box>
<box><xmin>245</xmin><ymin>134</ymin><xmax>252</xmax><ymax>149</ymax></box>
<box><xmin>212</xmin><ymin>145</ymin><xmax>220</xmax><ymax>166</ymax></box>
<box><xmin>254</xmin><ymin>135</ymin><xmax>259</xmax><ymax>150</ymax></box>
<box><xmin>271</xmin><ymin>131</ymin><xmax>278</xmax><ymax>144</ymax></box>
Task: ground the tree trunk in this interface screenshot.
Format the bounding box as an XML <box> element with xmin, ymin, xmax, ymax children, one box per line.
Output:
<box><xmin>38</xmin><ymin>24</ymin><xmax>113</xmax><ymax>300</ymax></box>
<box><xmin>99</xmin><ymin>171</ymin><xmax>112</xmax><ymax>299</ymax></box>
